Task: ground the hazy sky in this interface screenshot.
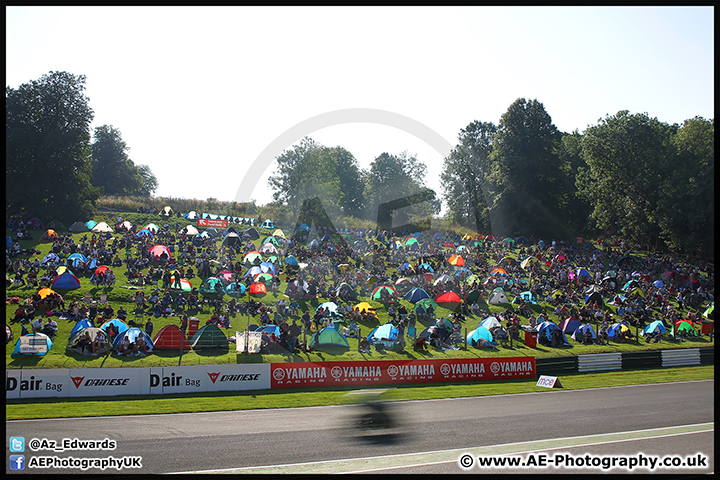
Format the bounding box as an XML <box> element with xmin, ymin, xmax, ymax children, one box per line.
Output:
<box><xmin>6</xmin><ymin>6</ymin><xmax>714</xmax><ymax>209</ymax></box>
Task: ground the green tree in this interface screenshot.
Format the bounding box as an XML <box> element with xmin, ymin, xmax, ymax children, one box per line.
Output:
<box><xmin>267</xmin><ymin>137</ymin><xmax>366</xmax><ymax>220</ymax></box>
<box><xmin>6</xmin><ymin>71</ymin><xmax>100</xmax><ymax>223</ymax></box>
<box><xmin>488</xmin><ymin>98</ymin><xmax>567</xmax><ymax>239</ymax></box>
<box><xmin>557</xmin><ymin>130</ymin><xmax>592</xmax><ymax>233</ymax></box>
<box><xmin>658</xmin><ymin>116</ymin><xmax>714</xmax><ymax>257</ymax></box>
<box><xmin>578</xmin><ymin>111</ymin><xmax>676</xmax><ymax>248</ymax></box>
<box><xmin>364</xmin><ymin>151</ymin><xmax>440</xmax><ymax>228</ymax></box>
<box><xmin>441</xmin><ymin>120</ymin><xmax>497</xmax><ymax>233</ymax></box>
<box><xmin>91</xmin><ymin>125</ymin><xmax>142</xmax><ymax>195</ymax></box>
<box><xmin>135</xmin><ymin>164</ymin><xmax>159</xmax><ymax>196</ymax></box>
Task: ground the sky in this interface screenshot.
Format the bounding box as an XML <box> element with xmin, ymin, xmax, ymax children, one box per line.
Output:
<box><xmin>5</xmin><ymin>6</ymin><xmax>714</xmax><ymax>212</ymax></box>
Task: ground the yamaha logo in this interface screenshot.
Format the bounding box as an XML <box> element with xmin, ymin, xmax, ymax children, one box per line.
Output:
<box><xmin>490</xmin><ymin>362</ymin><xmax>501</xmax><ymax>374</ymax></box>
<box><xmin>440</xmin><ymin>363</ymin><xmax>451</xmax><ymax>375</ymax></box>
<box><xmin>387</xmin><ymin>365</ymin><xmax>399</xmax><ymax>377</ymax></box>
<box><xmin>272</xmin><ymin>368</ymin><xmax>286</xmax><ymax>381</ymax></box>
<box><xmin>331</xmin><ymin>366</ymin><xmax>342</xmax><ymax>379</ymax></box>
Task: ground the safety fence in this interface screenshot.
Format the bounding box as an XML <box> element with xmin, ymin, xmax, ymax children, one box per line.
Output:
<box><xmin>536</xmin><ymin>347</ymin><xmax>714</xmax><ymax>376</ymax></box>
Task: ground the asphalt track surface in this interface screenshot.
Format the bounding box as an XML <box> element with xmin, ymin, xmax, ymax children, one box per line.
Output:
<box><xmin>6</xmin><ymin>380</ymin><xmax>714</xmax><ymax>475</ymax></box>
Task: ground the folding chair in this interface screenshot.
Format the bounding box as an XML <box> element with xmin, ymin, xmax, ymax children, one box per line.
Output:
<box><xmin>82</xmin><ymin>293</ymin><xmax>93</xmax><ymax>303</ymax></box>
<box><xmin>98</xmin><ymin>293</ymin><xmax>108</xmax><ymax>304</ymax></box>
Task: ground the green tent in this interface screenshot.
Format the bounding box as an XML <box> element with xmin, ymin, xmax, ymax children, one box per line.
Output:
<box><xmin>190</xmin><ymin>324</ymin><xmax>228</xmax><ymax>350</ymax></box>
<box><xmin>308</xmin><ymin>326</ymin><xmax>349</xmax><ymax>351</ymax></box>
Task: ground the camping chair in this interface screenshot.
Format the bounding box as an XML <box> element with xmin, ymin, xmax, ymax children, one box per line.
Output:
<box><xmin>98</xmin><ymin>293</ymin><xmax>108</xmax><ymax>304</ymax></box>
<box><xmin>82</xmin><ymin>293</ymin><xmax>93</xmax><ymax>303</ymax></box>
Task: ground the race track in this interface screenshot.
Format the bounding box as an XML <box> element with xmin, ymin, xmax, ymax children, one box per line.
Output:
<box><xmin>6</xmin><ymin>380</ymin><xmax>714</xmax><ymax>474</ymax></box>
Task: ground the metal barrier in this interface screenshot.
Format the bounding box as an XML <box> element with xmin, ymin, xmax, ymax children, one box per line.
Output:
<box><xmin>661</xmin><ymin>348</ymin><xmax>701</xmax><ymax>367</ymax></box>
<box><xmin>622</xmin><ymin>350</ymin><xmax>662</xmax><ymax>370</ymax></box>
<box><xmin>577</xmin><ymin>353</ymin><xmax>622</xmax><ymax>372</ymax></box>
<box><xmin>535</xmin><ymin>356</ymin><xmax>578</xmax><ymax>376</ymax></box>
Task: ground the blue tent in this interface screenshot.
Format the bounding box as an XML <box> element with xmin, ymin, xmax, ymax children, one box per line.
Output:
<box><xmin>100</xmin><ymin>319</ymin><xmax>130</xmax><ymax>339</ymax></box>
<box><xmin>404</xmin><ymin>287</ymin><xmax>430</xmax><ymax>303</ymax></box>
<box><xmin>513</xmin><ymin>291</ymin><xmax>537</xmax><ymax>304</ymax></box>
<box><xmin>369</xmin><ymin>323</ymin><xmax>399</xmax><ymax>344</ymax></box>
<box><xmin>52</xmin><ymin>271</ymin><xmax>81</xmax><ymax>289</ymax></box>
<box><xmin>572</xmin><ymin>323</ymin><xmax>597</xmax><ymax>341</ymax></box>
<box><xmin>467</xmin><ymin>327</ymin><xmax>494</xmax><ymax>346</ymax></box>
<box><xmin>225</xmin><ymin>282</ymin><xmax>246</xmax><ymax>296</ymax></box>
<box><xmin>559</xmin><ymin>318</ymin><xmax>582</xmax><ymax>335</ymax></box>
<box><xmin>13</xmin><ymin>333</ymin><xmax>53</xmax><ymax>356</ymax></box>
<box><xmin>113</xmin><ymin>327</ymin><xmax>154</xmax><ymax>352</ymax></box>
<box><xmin>573</xmin><ymin>268</ymin><xmax>593</xmax><ymax>280</ymax></box>
<box><xmin>256</xmin><ymin>324</ymin><xmax>281</xmax><ymax>336</ymax></box>
<box><xmin>641</xmin><ymin>320</ymin><xmax>668</xmax><ymax>337</ymax></box>
<box><xmin>69</xmin><ymin>319</ymin><xmax>93</xmax><ymax>338</ymax></box>
<box><xmin>284</xmin><ymin>255</ymin><xmax>299</xmax><ymax>267</ymax></box>
<box><xmin>537</xmin><ymin>321</ymin><xmax>569</xmax><ymax>346</ymax></box>
<box><xmin>607</xmin><ymin>322</ymin><xmax>631</xmax><ymax>339</ymax></box>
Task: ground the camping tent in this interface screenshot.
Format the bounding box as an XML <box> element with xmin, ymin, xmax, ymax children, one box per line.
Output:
<box><xmin>69</xmin><ymin>221</ymin><xmax>89</xmax><ymax>232</ymax></box>
<box><xmin>12</xmin><ymin>333</ymin><xmax>53</xmax><ymax>356</ymax></box>
<box><xmin>641</xmin><ymin>320</ymin><xmax>667</xmax><ymax>337</ymax></box>
<box><xmin>40</xmin><ymin>229</ymin><xmax>59</xmax><ymax>242</ymax></box>
<box><xmin>183</xmin><ymin>211</ymin><xmax>199</xmax><ymax>220</ymax></box>
<box><xmin>308</xmin><ymin>326</ymin><xmax>350</xmax><ymax>350</ymax></box>
<box><xmin>571</xmin><ymin>323</ymin><xmax>597</xmax><ymax>342</ymax></box>
<box><xmin>247</xmin><ymin>281</ymin><xmax>267</xmax><ymax>296</ymax></box>
<box><xmin>160</xmin><ymin>206</ymin><xmax>174</xmax><ymax>216</ymax></box>
<box><xmin>479</xmin><ymin>316</ymin><xmax>502</xmax><ymax>330</ymax></box>
<box><xmin>190</xmin><ymin>324</ymin><xmax>228</xmax><ymax>350</ymax></box>
<box><xmin>100</xmin><ymin>318</ymin><xmax>130</xmax><ymax>341</ymax></box>
<box><xmin>537</xmin><ymin>321</ymin><xmax>569</xmax><ymax>346</ymax></box>
<box><xmin>67</xmin><ymin>327</ymin><xmax>111</xmax><ymax>355</ymax></box>
<box><xmin>404</xmin><ymin>287</ymin><xmax>430</xmax><ymax>303</ymax></box>
<box><xmin>149</xmin><ymin>244</ymin><xmax>172</xmax><ymax>261</ymax></box>
<box><xmin>85</xmin><ymin>220</ymin><xmax>98</xmax><ymax>230</ymax></box>
<box><xmin>559</xmin><ymin>317</ymin><xmax>582</xmax><ymax>335</ymax></box>
<box><xmin>488</xmin><ymin>289</ymin><xmax>510</xmax><ymax>305</ymax></box>
<box><xmin>260</xmin><ymin>219</ymin><xmax>275</xmax><ymax>229</ymax></box>
<box><xmin>51</xmin><ymin>271</ymin><xmax>81</xmax><ymax>290</ymax></box>
<box><xmin>467</xmin><ymin>327</ymin><xmax>494</xmax><ymax>347</ymax></box>
<box><xmin>179</xmin><ymin>224</ymin><xmax>199</xmax><ymax>236</ymax></box>
<box><xmin>69</xmin><ymin>319</ymin><xmax>94</xmax><ymax>338</ymax></box>
<box><xmin>435</xmin><ymin>291</ymin><xmax>462</xmax><ymax>309</ymax></box>
<box><xmin>243</xmin><ymin>228</ymin><xmax>260</xmax><ymax>240</ymax></box>
<box><xmin>153</xmin><ymin>324</ymin><xmax>191</xmax><ymax>351</ymax></box>
<box><xmin>368</xmin><ymin>323</ymin><xmax>399</xmax><ymax>347</ymax></box>
<box><xmin>91</xmin><ymin>222</ymin><xmax>114</xmax><ymax>233</ymax></box>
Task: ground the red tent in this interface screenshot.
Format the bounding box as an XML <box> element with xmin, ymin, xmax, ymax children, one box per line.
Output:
<box><xmin>248</xmin><ymin>281</ymin><xmax>267</xmax><ymax>296</ymax></box>
<box><xmin>153</xmin><ymin>325</ymin><xmax>191</xmax><ymax>351</ymax></box>
<box><xmin>149</xmin><ymin>245</ymin><xmax>171</xmax><ymax>260</ymax></box>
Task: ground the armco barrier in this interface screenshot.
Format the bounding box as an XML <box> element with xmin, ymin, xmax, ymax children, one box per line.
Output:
<box><xmin>622</xmin><ymin>350</ymin><xmax>662</xmax><ymax>370</ymax></box>
<box><xmin>661</xmin><ymin>348</ymin><xmax>701</xmax><ymax>367</ymax></box>
<box><xmin>535</xmin><ymin>356</ymin><xmax>578</xmax><ymax>376</ymax></box>
<box><xmin>699</xmin><ymin>346</ymin><xmax>714</xmax><ymax>365</ymax></box>
<box><xmin>577</xmin><ymin>353</ymin><xmax>622</xmax><ymax>372</ymax></box>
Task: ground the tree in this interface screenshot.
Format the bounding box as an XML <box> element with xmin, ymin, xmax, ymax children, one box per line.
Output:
<box><xmin>135</xmin><ymin>164</ymin><xmax>159</xmax><ymax>196</ymax></box>
<box><xmin>487</xmin><ymin>98</ymin><xmax>567</xmax><ymax>239</ymax></box>
<box><xmin>6</xmin><ymin>71</ymin><xmax>100</xmax><ymax>223</ymax></box>
<box><xmin>364</xmin><ymin>151</ymin><xmax>440</xmax><ymax>228</ymax></box>
<box><xmin>441</xmin><ymin>120</ymin><xmax>497</xmax><ymax>233</ymax></box>
<box><xmin>91</xmin><ymin>125</ymin><xmax>142</xmax><ymax>195</ymax></box>
<box><xmin>657</xmin><ymin>117</ymin><xmax>714</xmax><ymax>257</ymax></box>
<box><xmin>267</xmin><ymin>137</ymin><xmax>366</xmax><ymax>220</ymax></box>
<box><xmin>577</xmin><ymin>111</ymin><xmax>676</xmax><ymax>248</ymax></box>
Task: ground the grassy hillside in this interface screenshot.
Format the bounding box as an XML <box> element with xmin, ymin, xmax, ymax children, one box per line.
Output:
<box><xmin>5</xmin><ymin>214</ymin><xmax>714</xmax><ymax>370</ymax></box>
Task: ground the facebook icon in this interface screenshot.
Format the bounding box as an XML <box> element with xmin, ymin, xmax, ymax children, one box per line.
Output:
<box><xmin>9</xmin><ymin>454</ymin><xmax>25</xmax><ymax>470</ymax></box>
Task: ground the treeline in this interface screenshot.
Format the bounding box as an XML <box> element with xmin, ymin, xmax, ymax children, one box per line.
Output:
<box><xmin>266</xmin><ymin>99</ymin><xmax>713</xmax><ymax>258</ymax></box>
<box><xmin>6</xmin><ymin>71</ymin><xmax>158</xmax><ymax>225</ymax></box>
<box><xmin>6</xmin><ymin>71</ymin><xmax>713</xmax><ymax>259</ymax></box>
